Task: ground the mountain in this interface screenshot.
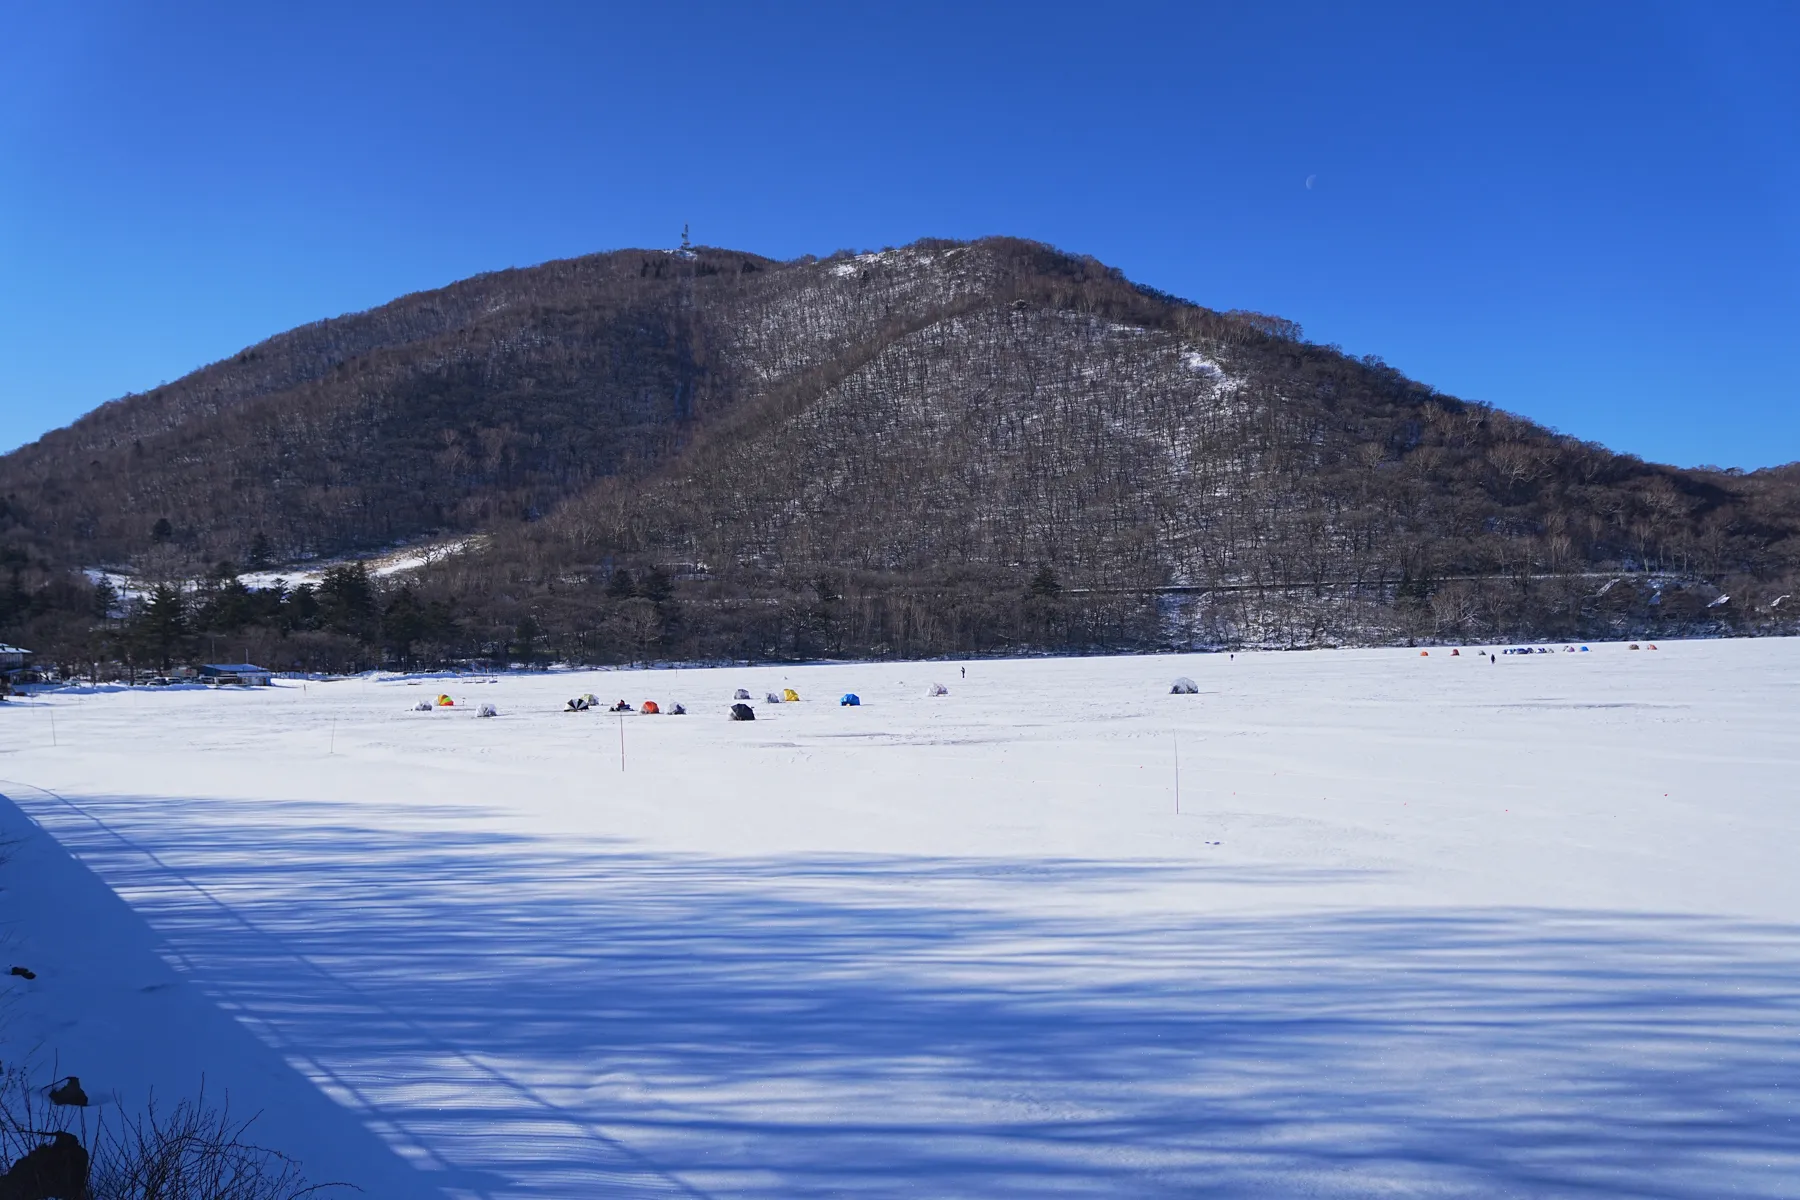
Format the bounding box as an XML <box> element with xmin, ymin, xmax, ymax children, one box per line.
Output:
<box><xmin>4</xmin><ymin>237</ymin><xmax>1798</xmax><ymax>670</ymax></box>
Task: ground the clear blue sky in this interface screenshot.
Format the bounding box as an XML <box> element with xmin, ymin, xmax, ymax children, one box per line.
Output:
<box><xmin>3</xmin><ymin>1</ymin><xmax>1796</xmax><ymax>468</ymax></box>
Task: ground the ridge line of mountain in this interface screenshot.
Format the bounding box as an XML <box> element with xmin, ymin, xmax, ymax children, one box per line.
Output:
<box><xmin>1</xmin><ymin>235</ymin><xmax>1794</xmax><ymax>670</ymax></box>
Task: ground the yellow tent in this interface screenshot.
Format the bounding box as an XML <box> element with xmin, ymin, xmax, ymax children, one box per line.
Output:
<box><xmin>436</xmin><ymin>694</ymin><xmax>454</xmax><ymax>706</ymax></box>
<box><xmin>783</xmin><ymin>688</ymin><xmax>800</xmax><ymax>702</ymax></box>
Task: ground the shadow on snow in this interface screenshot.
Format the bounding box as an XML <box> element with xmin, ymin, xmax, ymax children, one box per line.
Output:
<box><xmin>12</xmin><ymin>792</ymin><xmax>1800</xmax><ymax>1199</ymax></box>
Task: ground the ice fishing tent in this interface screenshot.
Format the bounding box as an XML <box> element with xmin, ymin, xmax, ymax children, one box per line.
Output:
<box><xmin>783</xmin><ymin>688</ymin><xmax>800</xmax><ymax>702</ymax></box>
<box><xmin>436</xmin><ymin>694</ymin><xmax>454</xmax><ymax>706</ymax></box>
<box><xmin>1170</xmin><ymin>677</ymin><xmax>1199</xmax><ymax>694</ymax></box>
<box><xmin>840</xmin><ymin>693</ymin><xmax>861</xmax><ymax>706</ymax></box>
<box><xmin>766</xmin><ymin>692</ymin><xmax>783</xmax><ymax>704</ymax></box>
<box><xmin>734</xmin><ymin>688</ymin><xmax>752</xmax><ymax>700</ymax></box>
<box><xmin>929</xmin><ymin>683</ymin><xmax>948</xmax><ymax>696</ymax></box>
<box><xmin>730</xmin><ymin>703</ymin><xmax>755</xmax><ymax>721</ymax></box>
<box><xmin>642</xmin><ymin>701</ymin><xmax>660</xmax><ymax>714</ymax></box>
<box><xmin>670</xmin><ymin>703</ymin><xmax>687</xmax><ymax>715</ymax></box>
<box><xmin>414</xmin><ymin>701</ymin><xmax>433</xmax><ymax>712</ymax></box>
<box><xmin>477</xmin><ymin>703</ymin><xmax>498</xmax><ymax>718</ymax></box>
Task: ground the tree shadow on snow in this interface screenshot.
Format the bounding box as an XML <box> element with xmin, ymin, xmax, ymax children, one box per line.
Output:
<box><xmin>13</xmin><ymin>792</ymin><xmax>1800</xmax><ymax>1200</ymax></box>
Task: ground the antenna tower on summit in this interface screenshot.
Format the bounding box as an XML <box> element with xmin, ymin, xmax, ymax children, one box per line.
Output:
<box><xmin>677</xmin><ymin>223</ymin><xmax>694</xmax><ymax>257</ymax></box>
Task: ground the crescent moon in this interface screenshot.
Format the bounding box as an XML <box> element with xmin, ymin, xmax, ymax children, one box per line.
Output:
<box><xmin>1305</xmin><ymin>174</ymin><xmax>1317</xmax><ymax>190</ymax></box>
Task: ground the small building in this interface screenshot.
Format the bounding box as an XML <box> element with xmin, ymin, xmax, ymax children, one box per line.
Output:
<box><xmin>200</xmin><ymin>663</ymin><xmax>273</xmax><ymax>687</ymax></box>
<box><xmin>0</xmin><ymin>644</ymin><xmax>30</xmax><ymax>672</ymax></box>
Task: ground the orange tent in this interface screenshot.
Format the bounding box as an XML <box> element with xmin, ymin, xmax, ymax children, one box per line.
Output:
<box><xmin>642</xmin><ymin>700</ymin><xmax>660</xmax><ymax>714</ymax></box>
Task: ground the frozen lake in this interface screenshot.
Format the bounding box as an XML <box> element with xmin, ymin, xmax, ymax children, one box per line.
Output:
<box><xmin>3</xmin><ymin>641</ymin><xmax>1798</xmax><ymax>1197</ymax></box>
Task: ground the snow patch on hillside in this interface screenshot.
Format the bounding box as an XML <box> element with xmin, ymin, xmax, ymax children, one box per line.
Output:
<box><xmin>240</xmin><ymin>535</ymin><xmax>488</xmax><ymax>590</ymax></box>
<box><xmin>1182</xmin><ymin>349</ymin><xmax>1226</xmax><ymax>377</ymax></box>
<box><xmin>825</xmin><ymin>248</ymin><xmax>949</xmax><ymax>278</ymax></box>
<box><xmin>84</xmin><ymin>535</ymin><xmax>487</xmax><ymax>602</ymax></box>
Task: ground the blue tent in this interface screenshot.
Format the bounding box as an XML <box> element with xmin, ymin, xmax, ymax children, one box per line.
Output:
<box><xmin>839</xmin><ymin>693</ymin><xmax>861</xmax><ymax>706</ymax></box>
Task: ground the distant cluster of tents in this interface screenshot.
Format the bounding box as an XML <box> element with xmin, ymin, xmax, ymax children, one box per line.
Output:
<box><xmin>728</xmin><ymin>686</ymin><xmax>869</xmax><ymax>720</ymax></box>
<box><xmin>414</xmin><ymin>641</ymin><xmax>1677</xmax><ymax>728</ymax></box>
<box><xmin>412</xmin><ymin>693</ymin><xmax>500</xmax><ymax>717</ymax></box>
<box><xmin>566</xmin><ymin>694</ymin><xmax>688</xmax><ymax>715</ymax></box>
<box><xmin>554</xmin><ymin>682</ymin><xmax>876</xmax><ymax>721</ymax></box>
<box><xmin>749</xmin><ymin>688</ymin><xmax>802</xmax><ymax>704</ymax></box>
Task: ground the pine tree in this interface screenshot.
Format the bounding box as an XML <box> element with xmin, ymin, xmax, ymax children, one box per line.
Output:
<box><xmin>135</xmin><ymin>584</ymin><xmax>187</xmax><ymax>668</ymax></box>
<box><xmin>382</xmin><ymin>585</ymin><xmax>429</xmax><ymax>664</ymax></box>
<box><xmin>512</xmin><ymin>615</ymin><xmax>543</xmax><ymax>663</ymax></box>
<box><xmin>318</xmin><ymin>562</ymin><xmax>378</xmax><ymax>637</ymax></box>
<box><xmin>638</xmin><ymin>566</ymin><xmax>673</xmax><ymax>604</ymax></box>
<box><xmin>91</xmin><ymin>577</ymin><xmax>119</xmax><ymax>620</ymax></box>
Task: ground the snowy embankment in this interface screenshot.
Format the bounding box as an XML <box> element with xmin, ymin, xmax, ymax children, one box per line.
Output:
<box><xmin>2</xmin><ymin>642</ymin><xmax>1798</xmax><ymax>1198</ymax></box>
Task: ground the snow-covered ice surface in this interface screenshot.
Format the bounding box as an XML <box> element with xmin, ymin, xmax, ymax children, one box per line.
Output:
<box><xmin>3</xmin><ymin>641</ymin><xmax>1799</xmax><ymax>1198</ymax></box>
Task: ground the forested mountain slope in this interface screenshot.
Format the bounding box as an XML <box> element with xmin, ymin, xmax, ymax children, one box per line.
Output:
<box><xmin>4</xmin><ymin>237</ymin><xmax>1798</xmax><ymax>669</ymax></box>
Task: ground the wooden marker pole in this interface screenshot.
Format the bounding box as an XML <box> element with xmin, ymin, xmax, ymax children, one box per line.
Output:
<box><xmin>1174</xmin><ymin>733</ymin><xmax>1181</xmax><ymax>815</ymax></box>
<box><xmin>619</xmin><ymin>711</ymin><xmax>626</xmax><ymax>772</ymax></box>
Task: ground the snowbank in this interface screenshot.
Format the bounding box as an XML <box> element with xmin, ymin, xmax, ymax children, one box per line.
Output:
<box><xmin>0</xmin><ymin>790</ymin><xmax>442</xmax><ymax>1197</ymax></box>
